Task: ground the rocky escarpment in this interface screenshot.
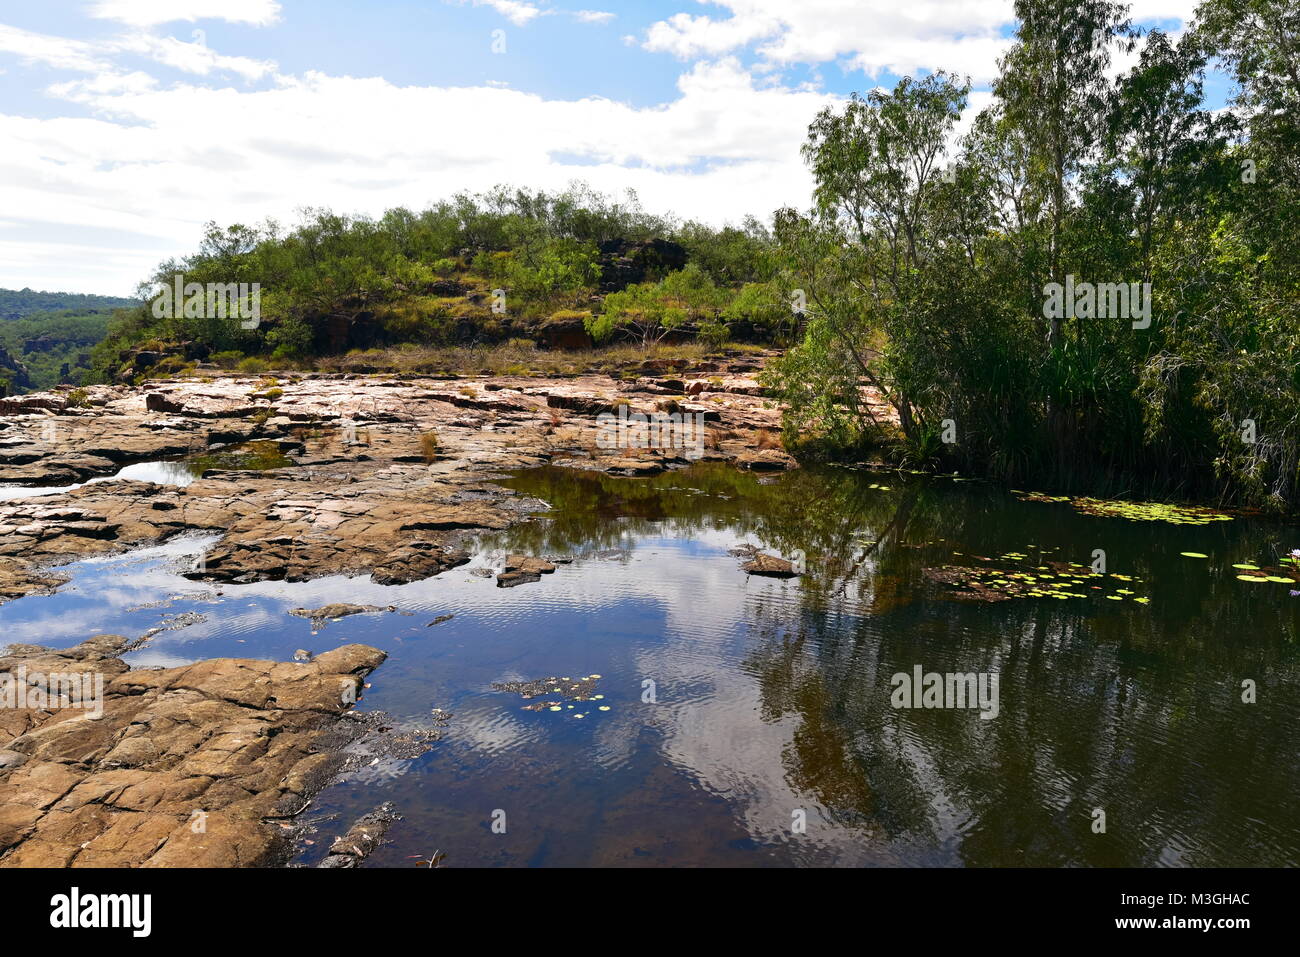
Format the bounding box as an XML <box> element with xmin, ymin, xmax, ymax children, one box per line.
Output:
<box><xmin>0</xmin><ymin>355</ymin><xmax>801</xmax><ymax>602</ymax></box>
<box><xmin>0</xmin><ymin>345</ymin><xmax>31</xmax><ymax>396</ymax></box>
<box><xmin>596</xmin><ymin>238</ymin><xmax>689</xmax><ymax>292</ymax></box>
<box><xmin>0</xmin><ymin>637</ymin><xmax>387</xmax><ymax>867</ymax></box>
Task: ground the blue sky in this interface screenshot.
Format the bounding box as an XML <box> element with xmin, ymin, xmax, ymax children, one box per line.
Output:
<box><xmin>0</xmin><ymin>1</ymin><xmax>1212</xmax><ymax>294</ymax></box>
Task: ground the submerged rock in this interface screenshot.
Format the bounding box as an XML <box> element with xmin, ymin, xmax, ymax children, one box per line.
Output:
<box><xmin>741</xmin><ymin>552</ymin><xmax>800</xmax><ymax>578</ymax></box>
<box><xmin>316</xmin><ymin>802</ymin><xmax>399</xmax><ymax>868</ymax></box>
<box><xmin>496</xmin><ymin>554</ymin><xmax>557</xmax><ymax>587</ymax></box>
<box><xmin>289</xmin><ymin>603</ymin><xmax>394</xmax><ymax>628</ymax></box>
<box><xmin>492</xmin><ymin>674</ymin><xmax>604</xmax><ymax>713</ymax></box>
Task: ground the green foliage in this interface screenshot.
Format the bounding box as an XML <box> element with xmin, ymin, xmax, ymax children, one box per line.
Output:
<box><xmin>210</xmin><ymin>350</ymin><xmax>246</xmax><ymax>369</ymax></box>
<box><xmin>266</xmin><ymin>317</ymin><xmax>313</xmax><ymax>359</ymax></box>
<box><xmin>87</xmin><ymin>183</ymin><xmax>777</xmax><ymax>370</ymax></box>
<box><xmin>0</xmin><ymin>309</ymin><xmax>113</xmax><ymax>392</ymax></box>
<box><xmin>722</xmin><ymin>281</ymin><xmax>796</xmax><ymax>337</ymax></box>
<box><xmin>587</xmin><ymin>264</ymin><xmax>729</xmax><ymax>347</ymax></box>
<box><xmin>698</xmin><ymin>320</ymin><xmax>730</xmax><ymax>350</ymax></box>
<box><xmin>503</xmin><ymin>237</ymin><xmax>601</xmax><ymax>312</ymax></box>
<box><xmin>0</xmin><ymin>288</ymin><xmax>136</xmax><ymax>320</ymax></box>
<box><xmin>675</xmin><ymin>218</ymin><xmax>776</xmax><ymax>284</ymax></box>
<box><xmin>768</xmin><ymin>0</ymin><xmax>1300</xmax><ymax>510</ymax></box>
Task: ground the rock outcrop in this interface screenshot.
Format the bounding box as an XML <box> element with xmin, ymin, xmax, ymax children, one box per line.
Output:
<box><xmin>0</xmin><ymin>354</ymin><xmax>804</xmax><ymax>607</ymax></box>
<box><xmin>0</xmin><ymin>345</ymin><xmax>31</xmax><ymax>396</ymax></box>
<box><xmin>597</xmin><ymin>238</ymin><xmax>689</xmax><ymax>292</ymax></box>
<box><xmin>0</xmin><ymin>637</ymin><xmax>387</xmax><ymax>867</ymax></box>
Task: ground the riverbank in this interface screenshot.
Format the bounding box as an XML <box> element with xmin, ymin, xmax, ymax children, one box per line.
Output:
<box><xmin>0</xmin><ymin>352</ymin><xmax>796</xmax><ymax>603</ymax></box>
<box><xmin>0</xmin><ymin>354</ymin><xmax>801</xmax><ymax>866</ymax></box>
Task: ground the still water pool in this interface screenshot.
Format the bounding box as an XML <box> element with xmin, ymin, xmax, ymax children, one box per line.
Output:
<box><xmin>0</xmin><ymin>460</ymin><xmax>197</xmax><ymax>502</ymax></box>
<box><xmin>2</xmin><ymin>464</ymin><xmax>1297</xmax><ymax>866</ymax></box>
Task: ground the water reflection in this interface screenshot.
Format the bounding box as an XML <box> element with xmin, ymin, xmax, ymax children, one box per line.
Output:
<box><xmin>0</xmin><ymin>463</ymin><xmax>1295</xmax><ymax>866</ymax></box>
<box><xmin>0</xmin><ymin>460</ymin><xmax>197</xmax><ymax>501</ymax></box>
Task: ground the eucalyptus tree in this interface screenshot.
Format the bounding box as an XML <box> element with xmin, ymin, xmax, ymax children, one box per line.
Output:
<box><xmin>1106</xmin><ymin>29</ymin><xmax>1233</xmax><ymax>281</ymax></box>
<box><xmin>773</xmin><ymin>72</ymin><xmax>970</xmax><ymax>443</ymax></box>
<box><xmin>994</xmin><ymin>0</ymin><xmax>1133</xmax><ymax>347</ymax></box>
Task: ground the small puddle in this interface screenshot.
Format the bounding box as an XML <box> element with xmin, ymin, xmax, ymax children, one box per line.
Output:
<box><xmin>0</xmin><ymin>460</ymin><xmax>198</xmax><ymax>502</ymax></box>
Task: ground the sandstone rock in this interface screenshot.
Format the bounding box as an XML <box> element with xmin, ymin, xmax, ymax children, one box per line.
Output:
<box><xmin>317</xmin><ymin>802</ymin><xmax>398</xmax><ymax>868</ymax></box>
<box><xmin>735</xmin><ymin>448</ymin><xmax>795</xmax><ymax>471</ymax></box>
<box><xmin>0</xmin><ymin>354</ymin><xmax>815</xmax><ymax>605</ymax></box>
<box><xmin>741</xmin><ymin>552</ymin><xmax>800</xmax><ymax>578</ymax></box>
<box><xmin>535</xmin><ymin>314</ymin><xmax>593</xmax><ymax>350</ymax></box>
<box><xmin>497</xmin><ymin>554</ymin><xmax>557</xmax><ymax>587</ymax></box>
<box><xmin>0</xmin><ymin>638</ymin><xmax>388</xmax><ymax>868</ymax></box>
<box><xmin>289</xmin><ymin>603</ymin><xmax>392</xmax><ymax>628</ymax></box>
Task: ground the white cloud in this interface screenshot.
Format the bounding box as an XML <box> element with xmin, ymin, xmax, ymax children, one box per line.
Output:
<box><xmin>453</xmin><ymin>0</ymin><xmax>545</xmax><ymax>27</ymax></box>
<box><xmin>645</xmin><ymin>11</ymin><xmax>773</xmax><ymax>60</ymax></box>
<box><xmin>115</xmin><ymin>33</ymin><xmax>278</xmax><ymax>82</ymax></box>
<box><xmin>0</xmin><ymin>0</ymin><xmax>1199</xmax><ymax>294</ymax></box>
<box><xmin>0</xmin><ymin>23</ymin><xmax>276</xmax><ymax>83</ymax></box>
<box><xmin>88</xmin><ymin>0</ymin><xmax>283</xmax><ymax>27</ymax></box>
<box><xmin>573</xmin><ymin>10</ymin><xmax>615</xmax><ymax>24</ymax></box>
<box><xmin>0</xmin><ymin>58</ymin><xmax>836</xmax><ymax>293</ymax></box>
<box><xmin>48</xmin><ymin>69</ymin><xmax>159</xmax><ymax>96</ymax></box>
<box><xmin>0</xmin><ymin>23</ymin><xmax>113</xmax><ymax>72</ymax></box>
<box><xmin>643</xmin><ymin>1</ymin><xmax>1016</xmax><ymax>83</ymax></box>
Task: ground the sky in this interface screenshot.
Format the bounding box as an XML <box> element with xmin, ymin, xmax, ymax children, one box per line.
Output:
<box><xmin>0</xmin><ymin>0</ymin><xmax>1208</xmax><ymax>295</ymax></box>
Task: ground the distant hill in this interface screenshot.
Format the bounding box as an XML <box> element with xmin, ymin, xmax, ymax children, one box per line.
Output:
<box><xmin>0</xmin><ymin>288</ymin><xmax>138</xmax><ymax>392</ymax></box>
<box><xmin>0</xmin><ymin>287</ymin><xmax>138</xmax><ymax>321</ymax></box>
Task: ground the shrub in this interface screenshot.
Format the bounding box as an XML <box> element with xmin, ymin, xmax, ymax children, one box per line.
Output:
<box><xmin>267</xmin><ymin>318</ymin><xmax>313</xmax><ymax>359</ymax></box>
<box><xmin>699</xmin><ymin>320</ymin><xmax>729</xmax><ymax>349</ymax></box>
<box><xmin>212</xmin><ymin>350</ymin><xmax>245</xmax><ymax>369</ymax></box>
<box><xmin>420</xmin><ymin>430</ymin><xmax>440</xmax><ymax>462</ymax></box>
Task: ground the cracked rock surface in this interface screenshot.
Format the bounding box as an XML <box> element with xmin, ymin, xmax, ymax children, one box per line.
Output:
<box><xmin>1</xmin><ymin>360</ymin><xmax>793</xmax><ymax>604</ymax></box>
<box><xmin>0</xmin><ymin>636</ymin><xmax>386</xmax><ymax>867</ymax></box>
